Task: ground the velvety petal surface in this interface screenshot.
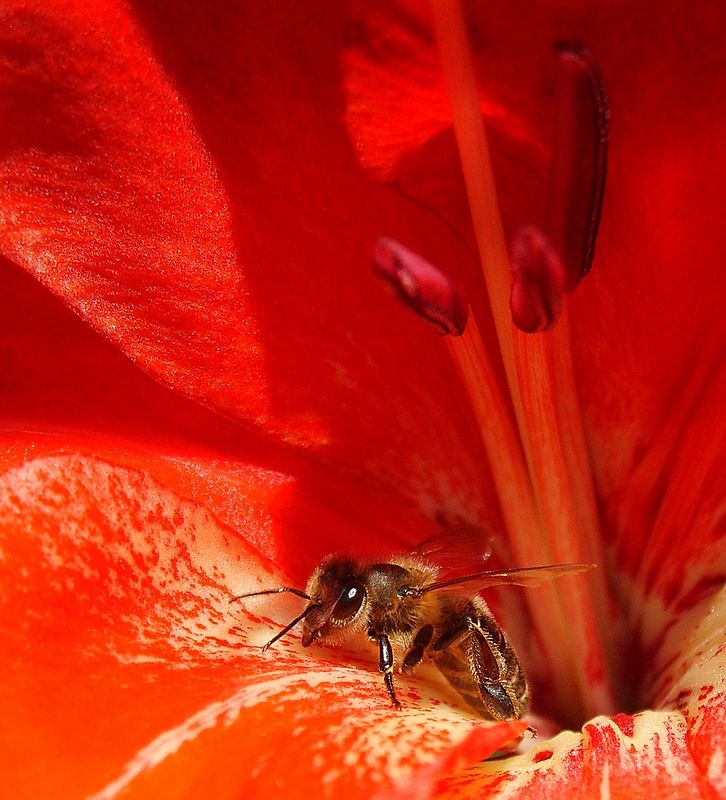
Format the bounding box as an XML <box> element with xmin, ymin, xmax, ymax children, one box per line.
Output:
<box><xmin>0</xmin><ymin>0</ymin><xmax>504</xmax><ymax>532</ymax></box>
<box><xmin>0</xmin><ymin>255</ymin><xmax>439</xmax><ymax>573</ymax></box>
<box><xmin>1</xmin><ymin>448</ymin><xmax>722</xmax><ymax>799</ymax></box>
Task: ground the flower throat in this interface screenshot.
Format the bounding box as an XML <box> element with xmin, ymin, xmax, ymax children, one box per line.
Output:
<box><xmin>374</xmin><ymin>0</ymin><xmax>617</xmax><ymax>728</ymax></box>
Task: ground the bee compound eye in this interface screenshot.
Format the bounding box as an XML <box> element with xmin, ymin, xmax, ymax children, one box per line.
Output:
<box><xmin>332</xmin><ymin>581</ymin><xmax>365</xmax><ymax>621</ymax></box>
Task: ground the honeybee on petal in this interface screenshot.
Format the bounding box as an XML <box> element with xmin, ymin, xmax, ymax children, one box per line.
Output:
<box><xmin>232</xmin><ymin>526</ymin><xmax>595</xmax><ymax>720</ymax></box>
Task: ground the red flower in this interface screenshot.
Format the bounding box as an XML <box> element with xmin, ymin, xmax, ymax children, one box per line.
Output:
<box><xmin>0</xmin><ymin>1</ymin><xmax>724</xmax><ymax>798</ymax></box>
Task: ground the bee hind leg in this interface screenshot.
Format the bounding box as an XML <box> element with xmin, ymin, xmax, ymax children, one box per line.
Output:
<box><xmin>466</xmin><ymin>618</ymin><xmax>519</xmax><ymax>720</ymax></box>
<box><xmin>431</xmin><ymin>610</ymin><xmax>527</xmax><ymax>720</ymax></box>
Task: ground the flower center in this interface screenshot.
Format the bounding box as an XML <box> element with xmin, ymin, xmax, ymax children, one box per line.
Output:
<box><xmin>374</xmin><ymin>1</ymin><xmax>619</xmax><ymax>727</ymax></box>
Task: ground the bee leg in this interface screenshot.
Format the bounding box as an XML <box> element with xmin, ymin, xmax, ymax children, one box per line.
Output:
<box><xmin>465</xmin><ymin>618</ymin><xmax>517</xmax><ymax>720</ymax></box>
<box><xmin>431</xmin><ymin>620</ymin><xmax>469</xmax><ymax>653</ymax></box>
<box><xmin>402</xmin><ymin>624</ymin><xmax>434</xmax><ymax>671</ymax></box>
<box><xmin>377</xmin><ymin>633</ymin><xmax>401</xmax><ymax>708</ymax></box>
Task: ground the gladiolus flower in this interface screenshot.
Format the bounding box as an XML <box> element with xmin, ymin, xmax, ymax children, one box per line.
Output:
<box><xmin>0</xmin><ymin>1</ymin><xmax>724</xmax><ymax>799</ymax></box>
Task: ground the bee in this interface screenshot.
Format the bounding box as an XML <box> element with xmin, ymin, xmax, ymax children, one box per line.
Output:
<box><xmin>232</xmin><ymin>527</ymin><xmax>594</xmax><ymax>720</ymax></box>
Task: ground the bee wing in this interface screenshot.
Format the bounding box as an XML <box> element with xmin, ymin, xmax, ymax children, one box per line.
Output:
<box><xmin>406</xmin><ymin>523</ymin><xmax>493</xmax><ymax>575</ymax></box>
<box><xmin>420</xmin><ymin>563</ymin><xmax>597</xmax><ymax>595</ymax></box>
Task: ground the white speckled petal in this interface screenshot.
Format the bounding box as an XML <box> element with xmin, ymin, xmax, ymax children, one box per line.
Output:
<box><xmin>0</xmin><ymin>454</ymin><xmax>523</xmax><ymax>800</ymax></box>
<box><xmin>413</xmin><ymin>589</ymin><xmax>726</xmax><ymax>799</ymax></box>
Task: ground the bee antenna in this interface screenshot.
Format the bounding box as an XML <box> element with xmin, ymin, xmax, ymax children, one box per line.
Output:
<box><xmin>262</xmin><ymin>603</ymin><xmax>320</xmax><ymax>651</ymax></box>
<box><xmin>229</xmin><ymin>586</ymin><xmax>310</xmax><ymax>603</ymax></box>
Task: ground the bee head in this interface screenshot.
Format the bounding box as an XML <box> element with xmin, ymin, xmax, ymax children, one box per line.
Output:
<box><xmin>301</xmin><ymin>555</ymin><xmax>368</xmax><ymax>646</ymax></box>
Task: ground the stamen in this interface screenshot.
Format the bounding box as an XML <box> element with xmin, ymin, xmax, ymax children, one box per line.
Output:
<box><xmin>445</xmin><ymin>318</ymin><xmax>550</xmax><ymax>574</ymax></box>
<box><xmin>428</xmin><ymin>0</ymin><xmax>617</xmax><ymax>722</ymax></box>
<box><xmin>370</xmin><ymin>241</ymin><xmax>559</xmax><ymax>660</ymax></box>
<box><xmin>513</xmin><ymin>321</ymin><xmax>618</xmax><ymax>715</ymax></box>
<box><xmin>509</xmin><ymin>43</ymin><xmax>616</xmax><ymax>714</ymax></box>
<box><xmin>373</xmin><ymin>238</ymin><xmax>578</xmax><ymax>712</ymax></box>
<box><xmin>509</xmin><ymin>44</ymin><xmax>608</xmax><ymax>333</ymax></box>
<box><xmin>546</xmin><ymin>42</ymin><xmax>609</xmax><ymax>290</ymax></box>
<box><xmin>372</xmin><ymin>237</ymin><xmax>468</xmax><ymax>336</ymax></box>
<box><xmin>423</xmin><ymin>2</ymin><xmax>518</xmax><ymax>384</ymax></box>
<box><xmin>510</xmin><ymin>226</ymin><xmax>567</xmax><ymax>333</ymax></box>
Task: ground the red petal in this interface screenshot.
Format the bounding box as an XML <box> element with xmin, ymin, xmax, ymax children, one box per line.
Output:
<box><xmin>0</xmin><ymin>0</ymin><xmax>503</xmax><ymax>532</ymax></box>
<box><xmin>0</xmin><ymin>255</ymin><xmax>441</xmax><ymax>575</ymax></box>
<box><xmin>432</xmin><ymin>712</ymin><xmax>722</xmax><ymax>799</ymax></box>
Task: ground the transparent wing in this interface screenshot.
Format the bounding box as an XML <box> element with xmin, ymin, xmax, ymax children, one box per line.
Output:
<box><xmin>420</xmin><ymin>563</ymin><xmax>597</xmax><ymax>595</ymax></box>
<box><xmin>406</xmin><ymin>523</ymin><xmax>493</xmax><ymax>577</ymax></box>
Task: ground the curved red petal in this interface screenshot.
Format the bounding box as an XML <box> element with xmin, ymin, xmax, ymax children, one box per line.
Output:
<box><xmin>0</xmin><ymin>0</ymin><xmax>503</xmax><ymax>530</ymax></box>
<box><xmin>647</xmin><ymin>584</ymin><xmax>726</xmax><ymax>799</ymax></box>
<box><xmin>3</xmin><ymin>450</ymin><xmax>723</xmax><ymax>798</ymax></box>
<box><xmin>432</xmin><ymin>713</ymin><xmax>723</xmax><ymax>799</ymax></box>
<box><xmin>0</xmin><ymin>255</ymin><xmax>448</xmax><ymax>576</ymax></box>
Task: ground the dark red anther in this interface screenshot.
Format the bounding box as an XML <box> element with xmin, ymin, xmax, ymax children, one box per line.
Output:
<box><xmin>510</xmin><ymin>226</ymin><xmax>567</xmax><ymax>333</ymax></box>
<box><xmin>509</xmin><ymin>43</ymin><xmax>608</xmax><ymax>332</ymax></box>
<box><xmin>546</xmin><ymin>42</ymin><xmax>609</xmax><ymax>291</ymax></box>
<box><xmin>372</xmin><ymin>237</ymin><xmax>469</xmax><ymax>336</ymax></box>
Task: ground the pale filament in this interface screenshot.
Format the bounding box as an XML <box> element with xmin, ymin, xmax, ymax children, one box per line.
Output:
<box><xmin>428</xmin><ymin>0</ymin><xmax>617</xmax><ymax>721</ymax></box>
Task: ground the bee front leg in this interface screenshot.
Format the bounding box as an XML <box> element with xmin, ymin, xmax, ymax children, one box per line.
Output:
<box><xmin>376</xmin><ymin>633</ymin><xmax>401</xmax><ymax>709</ymax></box>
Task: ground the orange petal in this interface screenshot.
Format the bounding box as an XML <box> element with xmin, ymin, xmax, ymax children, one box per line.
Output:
<box><xmin>0</xmin><ymin>453</ymin><xmax>524</xmax><ymax>799</ymax></box>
